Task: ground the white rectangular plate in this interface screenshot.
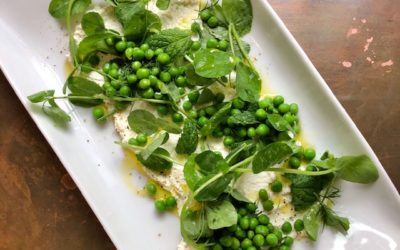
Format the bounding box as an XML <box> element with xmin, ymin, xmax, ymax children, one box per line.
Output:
<box><xmin>0</xmin><ymin>0</ymin><xmax>399</xmax><ymax>249</ymax></box>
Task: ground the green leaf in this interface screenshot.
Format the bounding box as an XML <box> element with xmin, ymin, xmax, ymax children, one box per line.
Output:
<box><xmin>230</xmin><ymin>188</ymin><xmax>251</xmax><ymax>203</ymax></box>
<box><xmin>284</xmin><ymin>174</ymin><xmax>333</xmax><ymax>211</ymax></box>
<box><xmin>176</xmin><ymin>120</ymin><xmax>199</xmax><ymax>155</ymax></box>
<box><xmin>156</xmin><ymin>118</ymin><xmax>182</xmax><ymax>134</ymax></box>
<box><xmin>28</xmin><ymin>90</ymin><xmax>55</xmax><ymax>103</ymax></box>
<box><xmin>324</xmin><ymin>206</ymin><xmax>350</xmax><ymax>232</ymax></box>
<box><xmin>115</xmin><ymin>1</ymin><xmax>145</xmax><ymax>39</ymax></box>
<box><xmin>181</xmin><ymin>208</ymin><xmax>213</xmax><ymax>240</ymax></box>
<box><xmin>185</xmin><ymin>65</ymin><xmax>214</xmax><ymax>86</ymax></box>
<box><xmin>229</xmin><ymin>111</ymin><xmax>258</xmax><ymax>125</ymax></box>
<box><xmin>206</xmin><ymin>200</ymin><xmax>238</xmax><ymax>230</ymax></box>
<box><xmin>139</xmin><ymin>132</ymin><xmax>169</xmax><ymax>160</ymax></box>
<box><xmin>145</xmin><ymin>10</ymin><xmax>162</xmax><ymax>33</ymax></box>
<box><xmin>43</xmin><ymin>100</ymin><xmax>71</xmax><ymax>124</ymax></box>
<box><xmin>303</xmin><ymin>203</ymin><xmax>323</xmax><ymax>241</ymax></box>
<box><xmin>196</xmin><ymin>88</ymin><xmax>215</xmax><ymax>106</ymax></box>
<box><xmin>232</xmin><ymin>38</ymin><xmax>250</xmax><ymax>59</ymax></box>
<box><xmin>200</xmin><ymin>103</ymin><xmax>232</xmax><ymax>136</ymax></box>
<box><xmin>252</xmin><ymin>142</ymin><xmax>293</xmax><ymax>174</ymax></box>
<box><xmin>195</xmin><ymin>151</ymin><xmax>225</xmax><ymax>173</ymax></box>
<box><xmin>146</xmin><ymin>28</ymin><xmax>192</xmax><ymax>58</ymax></box>
<box><xmin>128</xmin><ymin>109</ymin><xmax>159</xmax><ymax>135</ymax></box>
<box><xmin>222</xmin><ymin>0</ymin><xmax>253</xmax><ymax>36</ymax></box>
<box><xmin>77</xmin><ymin>33</ymin><xmax>116</xmax><ymax>62</ymax></box>
<box><xmin>81</xmin><ymin>12</ymin><xmax>106</xmax><ymax>35</ymax></box>
<box><xmin>235</xmin><ymin>62</ymin><xmax>261</xmax><ymax>102</ymax></box>
<box><xmin>137</xmin><ymin>147</ymin><xmax>173</xmax><ymax>172</ymax></box>
<box><xmin>67</xmin><ymin>76</ymin><xmax>103</xmax><ymax>107</ymax></box>
<box><xmin>156</xmin><ymin>0</ymin><xmax>170</xmax><ymax>10</ymax></box>
<box><xmin>267</xmin><ymin>113</ymin><xmax>292</xmax><ymax>132</ymax></box>
<box><xmin>49</xmin><ymin>0</ymin><xmax>91</xmax><ymax>18</ymax></box>
<box><xmin>193</xmin><ymin>49</ymin><xmax>236</xmax><ymax>78</ymax></box>
<box><xmin>335</xmin><ymin>155</ymin><xmax>379</xmax><ymax>184</ymax></box>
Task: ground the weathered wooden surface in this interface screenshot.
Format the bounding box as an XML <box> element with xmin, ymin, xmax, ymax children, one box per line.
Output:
<box><xmin>0</xmin><ymin>0</ymin><xmax>398</xmax><ymax>248</ymax></box>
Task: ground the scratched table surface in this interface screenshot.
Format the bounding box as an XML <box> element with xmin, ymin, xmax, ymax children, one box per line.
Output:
<box><xmin>0</xmin><ymin>0</ymin><xmax>399</xmax><ymax>249</ymax></box>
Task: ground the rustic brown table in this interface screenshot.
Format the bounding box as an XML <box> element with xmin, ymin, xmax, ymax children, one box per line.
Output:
<box><xmin>0</xmin><ymin>0</ymin><xmax>399</xmax><ymax>249</ymax></box>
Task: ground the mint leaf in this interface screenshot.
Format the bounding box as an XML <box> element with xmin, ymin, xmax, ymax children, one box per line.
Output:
<box><xmin>235</xmin><ymin>62</ymin><xmax>261</xmax><ymax>102</ymax></box>
<box><xmin>252</xmin><ymin>142</ymin><xmax>293</xmax><ymax>173</ymax></box>
<box><xmin>176</xmin><ymin>120</ymin><xmax>199</xmax><ymax>155</ymax></box>
<box><xmin>229</xmin><ymin>111</ymin><xmax>258</xmax><ymax>125</ymax></box>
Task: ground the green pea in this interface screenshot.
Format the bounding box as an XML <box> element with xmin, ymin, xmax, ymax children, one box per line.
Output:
<box><xmin>231</xmin><ymin>237</ymin><xmax>240</xmax><ymax>250</ymax></box>
<box><xmin>256</xmin><ymin>124</ymin><xmax>270</xmax><ymax>136</ymax></box>
<box><xmin>207</xmin><ymin>16</ymin><xmax>219</xmax><ymax>28</ymax></box>
<box><xmin>228</xmin><ymin>224</ymin><xmax>237</xmax><ymax>233</ymax></box>
<box><xmin>230</xmin><ymin>109</ymin><xmax>241</xmax><ymax>116</ymax></box>
<box><xmin>218</xmin><ymin>40</ymin><xmax>229</xmax><ymax>51</ymax></box>
<box><xmin>289</xmin><ymin>156</ymin><xmax>301</xmax><ymax>168</ymax></box>
<box><xmin>149</xmin><ymin>75</ymin><xmax>158</xmax><ymax>87</ymax></box>
<box><xmin>188</xmin><ymin>91</ymin><xmax>200</xmax><ymax>104</ymax></box>
<box><xmin>102</xmin><ymin>63</ymin><xmax>111</xmax><ymax>73</ymax></box>
<box><xmin>108</xmin><ymin>68</ymin><xmax>119</xmax><ymax>78</ymax></box>
<box><xmin>132</xmin><ymin>48</ymin><xmax>145</xmax><ymax>60</ymax></box>
<box><xmin>255</xmin><ymin>108</ymin><xmax>268</xmax><ymax>120</ymax></box>
<box><xmin>110</xmin><ymin>80</ymin><xmax>121</xmax><ymax>90</ymax></box>
<box><xmin>128</xmin><ymin>138</ymin><xmax>139</xmax><ymax>146</ymax></box>
<box><xmin>160</xmin><ymin>72</ymin><xmax>172</xmax><ymax>83</ymax></box>
<box><xmin>255</xmin><ymin>225</ymin><xmax>269</xmax><ymax>236</ymax></box>
<box><xmin>283</xmin><ymin>113</ymin><xmax>296</xmax><ymax>125</ymax></box>
<box><xmin>105</xmin><ymin>37</ymin><xmax>114</xmax><ymax>46</ymax></box>
<box><xmin>146</xmin><ymin>182</ymin><xmax>157</xmax><ymax>195</ymax></box>
<box><xmin>207</xmin><ymin>38</ymin><xmax>219</xmax><ymax>49</ymax></box>
<box><xmin>289</xmin><ymin>103</ymin><xmax>299</xmax><ymax>114</ymax></box>
<box><xmin>273</xmin><ymin>229</ymin><xmax>283</xmax><ymax>241</ymax></box>
<box><xmin>304</xmin><ymin>148</ymin><xmax>316</xmax><ymax>161</ymax></box>
<box><xmin>168</xmin><ymin>67</ymin><xmax>180</xmax><ymax>77</ymax></box>
<box><xmin>281</xmin><ymin>221</ymin><xmax>292</xmax><ymax>234</ymax></box>
<box><xmin>124</xmin><ymin>47</ymin><xmax>134</xmax><ymax>59</ymax></box>
<box><xmin>200</xmin><ymin>9</ymin><xmax>211</xmax><ymax>21</ymax></box>
<box><xmin>182</xmin><ymin>101</ymin><xmax>192</xmax><ymax>111</ymax></box>
<box><xmin>92</xmin><ymin>107</ymin><xmax>105</xmax><ymax>120</ymax></box>
<box><xmin>219</xmin><ymin>236</ymin><xmax>233</xmax><ymax>247</ymax></box>
<box><xmin>237</xmin><ymin>127</ymin><xmax>247</xmax><ymax>138</ymax></box>
<box><xmin>246</xmin><ymin>203</ymin><xmax>257</xmax><ymax>213</ymax></box>
<box><xmin>126</xmin><ymin>41</ymin><xmax>135</xmax><ymax>48</ymax></box>
<box><xmin>111</xmin><ymin>62</ymin><xmax>119</xmax><ymax>70</ymax></box>
<box><xmin>176</xmin><ymin>76</ymin><xmax>187</xmax><ymax>87</ymax></box>
<box><xmin>140</xmin><ymin>43</ymin><xmax>149</xmax><ymax>51</ymax></box>
<box><xmin>241</xmin><ymin>238</ymin><xmax>253</xmax><ymax>249</ymax></box>
<box><xmin>235</xmin><ymin>227</ymin><xmax>246</xmax><ymax>239</ymax></box>
<box><xmin>145</xmin><ymin>49</ymin><xmax>154</xmax><ymax>60</ymax></box>
<box><xmin>172</xmin><ymin>112</ymin><xmax>184</xmax><ymax>123</ymax></box>
<box><xmin>273</xmin><ymin>95</ymin><xmax>284</xmax><ymax>107</ymax></box>
<box><xmin>293</xmin><ymin>146</ymin><xmax>304</xmax><ymax>159</ymax></box>
<box><xmin>280</xmin><ymin>246</ymin><xmax>290</xmax><ymax>250</ymax></box>
<box><xmin>306</xmin><ymin>165</ymin><xmax>317</xmax><ymax>172</ymax></box>
<box><xmin>119</xmin><ymin>85</ymin><xmax>131</xmax><ymax>96</ymax></box>
<box><xmin>232</xmin><ymin>98</ymin><xmax>245</xmax><ymax>109</ymax></box>
<box><xmin>165</xmin><ymin>196</ymin><xmax>177</xmax><ymax>208</ymax></box>
<box><xmin>247</xmin><ymin>246</ymin><xmax>257</xmax><ymax>250</ymax></box>
<box><xmin>212</xmin><ymin>244</ymin><xmax>223</xmax><ymax>250</ymax></box>
<box><xmin>237</xmin><ymin>207</ymin><xmax>247</xmax><ymax>216</ymax></box>
<box><xmin>131</xmin><ymin>61</ymin><xmax>142</xmax><ymax>71</ymax></box>
<box><xmin>247</xmin><ymin>127</ymin><xmax>256</xmax><ymax>138</ymax></box>
<box><xmin>136</xmin><ymin>133</ymin><xmax>148</xmax><ymax>145</ymax></box>
<box><xmin>294</xmin><ymin>219</ymin><xmax>304</xmax><ymax>231</ymax></box>
<box><xmin>157</xmin><ymin>53</ymin><xmax>171</xmax><ymax>65</ymax></box>
<box><xmin>283</xmin><ymin>236</ymin><xmax>294</xmax><ymax>246</ymax></box>
<box><xmin>239</xmin><ymin>217</ymin><xmax>250</xmax><ymax>230</ymax></box>
<box><xmin>138</xmin><ymin>79</ymin><xmax>151</xmax><ymax>89</ymax></box>
<box><xmin>157</xmin><ymin>105</ymin><xmax>169</xmax><ymax>116</ymax></box>
<box><xmin>105</xmin><ymin>86</ymin><xmax>117</xmax><ymax>97</ymax></box>
<box><xmin>198</xmin><ymin>116</ymin><xmax>208</xmax><ymax>127</ymax></box>
<box><xmin>278</xmin><ymin>103</ymin><xmax>290</xmax><ymax>114</ymax></box>
<box><xmin>127</xmin><ymin>74</ymin><xmax>138</xmax><ymax>84</ymax></box>
<box><xmin>151</xmin><ymin>66</ymin><xmax>160</xmax><ymax>76</ymax></box>
<box><xmin>154</xmin><ymin>48</ymin><xmax>164</xmax><ymax>56</ymax></box>
<box><xmin>247</xmin><ymin>230</ymin><xmax>255</xmax><ymax>239</ymax></box>
<box><xmin>266</xmin><ymin>234</ymin><xmax>279</xmax><ymax>247</ymax></box>
<box><xmin>258</xmin><ymin>97</ymin><xmax>272</xmax><ymax>109</ymax></box>
<box><xmin>270</xmin><ymin>180</ymin><xmax>283</xmax><ymax>193</ymax></box>
<box><xmin>188</xmin><ymin>110</ymin><xmax>198</xmax><ymax>119</ymax></box>
<box><xmin>224</xmin><ymin>136</ymin><xmax>235</xmax><ymax>147</ymax></box>
<box><xmin>205</xmin><ymin>106</ymin><xmax>216</xmax><ymax>116</ymax></box>
<box><xmin>253</xmin><ymin>234</ymin><xmax>265</xmax><ymax>247</ymax></box>
<box><xmin>142</xmin><ymin>88</ymin><xmax>155</xmax><ymax>99</ymax></box>
<box><xmin>154</xmin><ymin>200</ymin><xmax>166</xmax><ymax>212</ymax></box>
<box><xmin>262</xmin><ymin>200</ymin><xmax>274</xmax><ymax>211</ymax></box>
<box><xmin>115</xmin><ymin>40</ymin><xmax>127</xmax><ymax>52</ymax></box>
<box><xmin>136</xmin><ymin>68</ymin><xmax>150</xmax><ymax>80</ymax></box>
<box><xmin>259</xmin><ymin>189</ymin><xmax>269</xmax><ymax>201</ymax></box>
<box><xmin>191</xmin><ymin>41</ymin><xmax>201</xmax><ymax>51</ymax></box>
<box><xmin>249</xmin><ymin>217</ymin><xmax>259</xmax><ymax>230</ymax></box>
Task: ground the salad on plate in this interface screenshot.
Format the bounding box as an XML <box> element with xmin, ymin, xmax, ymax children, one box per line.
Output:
<box><xmin>28</xmin><ymin>0</ymin><xmax>379</xmax><ymax>249</ymax></box>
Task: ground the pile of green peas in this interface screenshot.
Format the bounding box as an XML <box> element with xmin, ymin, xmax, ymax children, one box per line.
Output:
<box><xmin>146</xmin><ymin>182</ymin><xmax>177</xmax><ymax>213</ymax></box>
<box><xmin>209</xmin><ymin>198</ymin><xmax>304</xmax><ymax>250</ymax></box>
<box><xmin>204</xmin><ymin>95</ymin><xmax>300</xmax><ymax>148</ymax></box>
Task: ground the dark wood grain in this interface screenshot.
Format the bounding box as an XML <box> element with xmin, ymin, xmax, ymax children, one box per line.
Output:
<box><xmin>0</xmin><ymin>0</ymin><xmax>398</xmax><ymax>249</ymax></box>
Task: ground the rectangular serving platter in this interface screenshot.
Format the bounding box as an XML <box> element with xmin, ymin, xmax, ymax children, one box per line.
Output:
<box><xmin>0</xmin><ymin>0</ymin><xmax>399</xmax><ymax>249</ymax></box>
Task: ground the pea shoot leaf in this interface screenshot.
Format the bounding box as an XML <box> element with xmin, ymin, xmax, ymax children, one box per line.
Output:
<box><xmin>137</xmin><ymin>147</ymin><xmax>173</xmax><ymax>172</ymax></box>
<box><xmin>43</xmin><ymin>99</ymin><xmax>71</xmax><ymax>124</ymax></box>
<box><xmin>48</xmin><ymin>0</ymin><xmax>91</xmax><ymax>18</ymax></box>
<box><xmin>193</xmin><ymin>49</ymin><xmax>236</xmax><ymax>78</ymax></box>
<box><xmin>303</xmin><ymin>203</ymin><xmax>323</xmax><ymax>241</ymax></box>
<box><xmin>200</xmin><ymin>103</ymin><xmax>232</xmax><ymax>136</ymax></box>
<box><xmin>335</xmin><ymin>155</ymin><xmax>379</xmax><ymax>184</ymax></box>
<box><xmin>146</xmin><ymin>28</ymin><xmax>193</xmax><ymax>58</ymax></box>
<box><xmin>230</xmin><ymin>188</ymin><xmax>251</xmax><ymax>203</ymax></box>
<box><xmin>139</xmin><ymin>132</ymin><xmax>169</xmax><ymax>160</ymax></box>
<box><xmin>222</xmin><ymin>0</ymin><xmax>253</xmax><ymax>36</ymax></box>
<box><xmin>181</xmin><ymin>206</ymin><xmax>213</xmax><ymax>240</ymax></box>
<box><xmin>252</xmin><ymin>142</ymin><xmax>293</xmax><ymax>173</ymax></box>
<box><xmin>266</xmin><ymin>113</ymin><xmax>292</xmax><ymax>132</ymax></box>
<box><xmin>156</xmin><ymin>0</ymin><xmax>170</xmax><ymax>10</ymax></box>
<box><xmin>67</xmin><ymin>76</ymin><xmax>103</xmax><ymax>107</ymax></box>
<box><xmin>77</xmin><ymin>33</ymin><xmax>117</xmax><ymax>62</ymax></box>
<box><xmin>185</xmin><ymin>65</ymin><xmax>215</xmax><ymax>86</ymax></box>
<box><xmin>229</xmin><ymin>111</ymin><xmax>258</xmax><ymax>125</ymax></box>
<box><xmin>176</xmin><ymin>120</ymin><xmax>199</xmax><ymax>155</ymax></box>
<box><xmin>235</xmin><ymin>62</ymin><xmax>261</xmax><ymax>102</ymax></box>
<box><xmin>28</xmin><ymin>90</ymin><xmax>55</xmax><ymax>103</ymax></box>
<box><xmin>128</xmin><ymin>109</ymin><xmax>159</xmax><ymax>135</ymax></box>
<box><xmin>81</xmin><ymin>12</ymin><xmax>106</xmax><ymax>36</ymax></box>
<box><xmin>196</xmin><ymin>88</ymin><xmax>215</xmax><ymax>106</ymax></box>
<box><xmin>206</xmin><ymin>200</ymin><xmax>238</xmax><ymax>230</ymax></box>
